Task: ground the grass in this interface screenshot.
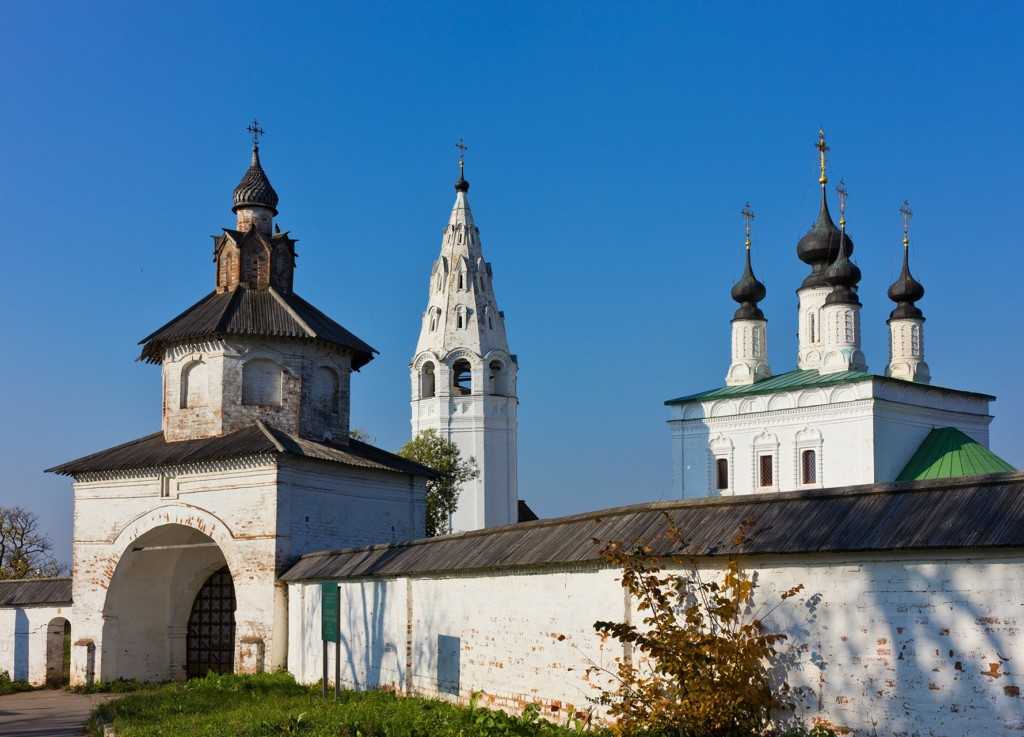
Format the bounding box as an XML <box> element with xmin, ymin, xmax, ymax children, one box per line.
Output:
<box><xmin>0</xmin><ymin>671</ymin><xmax>35</xmax><ymax>696</ymax></box>
<box><xmin>87</xmin><ymin>672</ymin><xmax>601</xmax><ymax>737</ymax></box>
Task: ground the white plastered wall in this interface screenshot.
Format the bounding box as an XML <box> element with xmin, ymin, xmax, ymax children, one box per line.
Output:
<box><xmin>0</xmin><ymin>604</ymin><xmax>71</xmax><ymax>685</ymax></box>
<box><xmin>669</xmin><ymin>379</ymin><xmax>992</xmax><ymax>498</ymax></box>
<box><xmin>289</xmin><ymin>550</ymin><xmax>1024</xmax><ymax>736</ymax></box>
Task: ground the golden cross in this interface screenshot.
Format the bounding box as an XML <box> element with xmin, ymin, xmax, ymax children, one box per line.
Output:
<box><xmin>246</xmin><ymin>119</ymin><xmax>265</xmax><ymax>147</ymax></box>
<box><xmin>455</xmin><ymin>138</ymin><xmax>469</xmax><ymax>175</ymax></box>
<box><xmin>816</xmin><ymin>128</ymin><xmax>829</xmax><ymax>185</ymax></box>
<box><xmin>899</xmin><ymin>200</ymin><xmax>913</xmax><ymax>246</ymax></box>
<box><xmin>740</xmin><ymin>202</ymin><xmax>755</xmax><ymax>250</ymax></box>
<box><xmin>836</xmin><ymin>179</ymin><xmax>848</xmax><ymax>227</ymax></box>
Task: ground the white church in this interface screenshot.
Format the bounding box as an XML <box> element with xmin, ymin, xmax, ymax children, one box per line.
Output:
<box><xmin>1</xmin><ymin>129</ymin><xmax>1022</xmax><ymax>737</ymax></box>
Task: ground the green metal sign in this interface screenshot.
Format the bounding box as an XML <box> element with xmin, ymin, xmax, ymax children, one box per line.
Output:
<box><xmin>321</xmin><ymin>582</ymin><xmax>340</xmax><ymax>643</ymax></box>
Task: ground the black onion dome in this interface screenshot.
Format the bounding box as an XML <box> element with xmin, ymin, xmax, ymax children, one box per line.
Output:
<box><xmin>824</xmin><ymin>232</ymin><xmax>861</xmax><ymax>306</ymax></box>
<box><xmin>797</xmin><ymin>189</ymin><xmax>855</xmax><ymax>288</ymax></box>
<box><xmin>233</xmin><ymin>145</ymin><xmax>279</xmax><ymax>214</ymax></box>
<box><xmin>454</xmin><ymin>171</ymin><xmax>470</xmax><ymax>193</ymax></box>
<box><xmin>887</xmin><ymin>245</ymin><xmax>925</xmax><ymax>320</ymax></box>
<box><xmin>731</xmin><ymin>249</ymin><xmax>767</xmax><ymax>320</ymax></box>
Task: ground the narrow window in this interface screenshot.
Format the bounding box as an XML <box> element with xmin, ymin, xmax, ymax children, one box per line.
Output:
<box><xmin>844</xmin><ymin>311</ymin><xmax>855</xmax><ymax>343</ymax></box>
<box><xmin>420</xmin><ymin>362</ymin><xmax>435</xmax><ymax>399</ymax></box>
<box><xmin>911</xmin><ymin>324</ymin><xmax>921</xmax><ymax>355</ymax></box>
<box><xmin>759</xmin><ymin>455</ymin><xmax>773</xmax><ymax>487</ymax></box>
<box><xmin>808</xmin><ymin>312</ymin><xmax>817</xmax><ymax>343</ymax></box>
<box><xmin>456</xmin><ymin>309</ymin><xmax>464</xmax><ymax>329</ymax></box>
<box><xmin>801</xmin><ymin>449</ymin><xmax>817</xmax><ymax>484</ymax></box>
<box><xmin>715</xmin><ymin>458</ymin><xmax>729</xmax><ymax>490</ymax></box>
<box><xmin>752</xmin><ymin>326</ymin><xmax>761</xmax><ymax>356</ymax></box>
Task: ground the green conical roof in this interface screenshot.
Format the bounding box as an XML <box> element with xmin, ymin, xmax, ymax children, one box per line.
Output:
<box><xmin>897</xmin><ymin>427</ymin><xmax>1015</xmax><ymax>482</ymax></box>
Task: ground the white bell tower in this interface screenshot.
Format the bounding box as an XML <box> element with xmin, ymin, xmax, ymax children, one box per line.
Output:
<box><xmin>410</xmin><ymin>147</ymin><xmax>518</xmax><ymax>532</ymax></box>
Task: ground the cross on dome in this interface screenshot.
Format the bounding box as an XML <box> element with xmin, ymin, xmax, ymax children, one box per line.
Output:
<box><xmin>247</xmin><ymin>119</ymin><xmax>265</xmax><ymax>148</ymax></box>
<box><xmin>816</xmin><ymin>128</ymin><xmax>830</xmax><ymax>185</ymax></box>
<box><xmin>741</xmin><ymin>202</ymin><xmax>755</xmax><ymax>250</ymax></box>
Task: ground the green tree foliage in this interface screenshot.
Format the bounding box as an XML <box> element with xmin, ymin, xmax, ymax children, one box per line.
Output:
<box><xmin>0</xmin><ymin>506</ymin><xmax>64</xmax><ymax>580</ymax></box>
<box><xmin>590</xmin><ymin>517</ymin><xmax>823</xmax><ymax>737</ymax></box>
<box><xmin>398</xmin><ymin>430</ymin><xmax>479</xmax><ymax>536</ymax></box>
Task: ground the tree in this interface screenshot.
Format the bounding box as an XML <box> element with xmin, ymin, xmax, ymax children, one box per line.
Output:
<box><xmin>589</xmin><ymin>517</ymin><xmax>818</xmax><ymax>737</ymax></box>
<box><xmin>0</xmin><ymin>507</ymin><xmax>64</xmax><ymax>580</ymax></box>
<box><xmin>398</xmin><ymin>430</ymin><xmax>479</xmax><ymax>537</ymax></box>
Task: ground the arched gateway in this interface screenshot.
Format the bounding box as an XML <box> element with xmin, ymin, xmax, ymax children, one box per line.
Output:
<box><xmin>46</xmin><ymin>135</ymin><xmax>430</xmax><ymax>686</ymax></box>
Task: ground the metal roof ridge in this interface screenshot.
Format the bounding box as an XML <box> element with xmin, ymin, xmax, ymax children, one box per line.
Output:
<box><xmin>254</xmin><ymin>420</ymin><xmax>287</xmax><ymax>453</ymax></box>
<box><xmin>268</xmin><ymin>287</ymin><xmax>318</xmax><ymax>338</ymax></box>
<box><xmin>0</xmin><ymin>576</ymin><xmax>72</xmax><ymax>584</ymax></box>
<box><xmin>288</xmin><ymin>471</ymin><xmax>1024</xmax><ymax>564</ymax></box>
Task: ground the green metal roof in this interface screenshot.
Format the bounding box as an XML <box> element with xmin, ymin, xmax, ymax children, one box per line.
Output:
<box><xmin>665</xmin><ymin>369</ymin><xmax>871</xmax><ymax>405</ymax></box>
<box><xmin>665</xmin><ymin>369</ymin><xmax>996</xmax><ymax>405</ymax></box>
<box><xmin>896</xmin><ymin>427</ymin><xmax>1015</xmax><ymax>481</ymax></box>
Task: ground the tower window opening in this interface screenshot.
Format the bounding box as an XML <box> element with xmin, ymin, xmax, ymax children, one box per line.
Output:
<box><xmin>715</xmin><ymin>458</ymin><xmax>729</xmax><ymax>490</ymax></box>
<box><xmin>420</xmin><ymin>362</ymin><xmax>436</xmax><ymax>399</ymax></box>
<box><xmin>911</xmin><ymin>324</ymin><xmax>921</xmax><ymax>355</ymax></box>
<box><xmin>759</xmin><ymin>454</ymin><xmax>773</xmax><ymax>487</ymax></box>
<box><xmin>844</xmin><ymin>311</ymin><xmax>855</xmax><ymax>343</ymax></box>
<box><xmin>808</xmin><ymin>312</ymin><xmax>817</xmax><ymax>343</ymax></box>
<box><xmin>489</xmin><ymin>360</ymin><xmax>505</xmax><ymax>395</ymax></box>
<box><xmin>801</xmin><ymin>449</ymin><xmax>817</xmax><ymax>484</ymax></box>
<box><xmin>452</xmin><ymin>359</ymin><xmax>472</xmax><ymax>396</ymax></box>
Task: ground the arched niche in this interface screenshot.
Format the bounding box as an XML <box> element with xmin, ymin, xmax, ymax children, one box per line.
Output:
<box><xmin>242</xmin><ymin>358</ymin><xmax>282</xmax><ymax>406</ymax></box>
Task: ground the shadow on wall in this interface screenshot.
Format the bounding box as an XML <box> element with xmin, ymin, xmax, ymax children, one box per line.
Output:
<box><xmin>437</xmin><ymin>634</ymin><xmax>461</xmax><ymax>696</ymax></box>
<box><xmin>337</xmin><ymin>581</ymin><xmax>392</xmax><ymax>689</ymax></box>
<box><xmin>13</xmin><ymin>609</ymin><xmax>28</xmax><ymax>681</ymax></box>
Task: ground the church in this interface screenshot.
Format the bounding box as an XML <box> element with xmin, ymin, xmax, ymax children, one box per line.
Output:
<box><xmin>2</xmin><ymin>127</ymin><xmax>1023</xmax><ymax>737</ymax></box>
<box><xmin>667</xmin><ymin>130</ymin><xmax>1011</xmax><ymax>497</ymax></box>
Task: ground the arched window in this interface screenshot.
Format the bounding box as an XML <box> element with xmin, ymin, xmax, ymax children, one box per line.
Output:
<box><xmin>456</xmin><ymin>306</ymin><xmax>466</xmax><ymax>329</ymax></box>
<box><xmin>457</xmin><ymin>272</ymin><xmax>465</xmax><ymax>290</ymax></box>
<box><xmin>429</xmin><ymin>308</ymin><xmax>439</xmax><ymax>332</ymax></box>
<box><xmin>311</xmin><ymin>366</ymin><xmax>339</xmax><ymax>415</ymax></box>
<box><xmin>180</xmin><ymin>360</ymin><xmax>207</xmax><ymax>409</ymax></box>
<box><xmin>452</xmin><ymin>359</ymin><xmax>472</xmax><ymax>396</ymax></box>
<box><xmin>242</xmin><ymin>358</ymin><xmax>282</xmax><ymax>406</ymax></box>
<box><xmin>488</xmin><ymin>360</ymin><xmax>505</xmax><ymax>395</ymax></box>
<box><xmin>420</xmin><ymin>362</ymin><xmax>436</xmax><ymax>399</ymax></box>
<box><xmin>801</xmin><ymin>449</ymin><xmax>817</xmax><ymax>484</ymax></box>
<box><xmin>759</xmin><ymin>454</ymin><xmax>773</xmax><ymax>487</ymax></box>
<box><xmin>715</xmin><ymin>458</ymin><xmax>729</xmax><ymax>490</ymax></box>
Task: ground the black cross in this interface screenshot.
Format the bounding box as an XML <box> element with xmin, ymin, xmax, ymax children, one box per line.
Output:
<box><xmin>899</xmin><ymin>200</ymin><xmax>913</xmax><ymax>236</ymax></box>
<box><xmin>741</xmin><ymin>202</ymin><xmax>755</xmax><ymax>247</ymax></box>
<box><xmin>455</xmin><ymin>137</ymin><xmax>469</xmax><ymax>161</ymax></box>
<box><xmin>836</xmin><ymin>178</ymin><xmax>848</xmax><ymax>219</ymax></box>
<box><xmin>247</xmin><ymin>119</ymin><xmax>265</xmax><ymax>147</ymax></box>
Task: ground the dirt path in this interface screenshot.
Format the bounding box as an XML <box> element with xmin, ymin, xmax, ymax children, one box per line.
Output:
<box><xmin>0</xmin><ymin>690</ymin><xmax>112</xmax><ymax>737</ymax></box>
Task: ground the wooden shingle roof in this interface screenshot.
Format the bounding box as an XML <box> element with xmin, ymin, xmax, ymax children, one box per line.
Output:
<box><xmin>46</xmin><ymin>422</ymin><xmax>434</xmax><ymax>479</ymax></box>
<box><xmin>138</xmin><ymin>286</ymin><xmax>376</xmax><ymax>369</ymax></box>
<box><xmin>0</xmin><ymin>578</ymin><xmax>72</xmax><ymax>607</ymax></box>
<box><xmin>282</xmin><ymin>472</ymin><xmax>1024</xmax><ymax>582</ymax></box>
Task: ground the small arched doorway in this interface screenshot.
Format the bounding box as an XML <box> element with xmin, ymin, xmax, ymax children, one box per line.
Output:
<box><xmin>45</xmin><ymin>617</ymin><xmax>70</xmax><ymax>687</ymax></box>
<box><xmin>186</xmin><ymin>566</ymin><xmax>236</xmax><ymax>679</ymax></box>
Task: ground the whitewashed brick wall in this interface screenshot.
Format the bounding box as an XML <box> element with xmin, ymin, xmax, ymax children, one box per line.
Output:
<box><xmin>289</xmin><ymin>550</ymin><xmax>1024</xmax><ymax>736</ymax></box>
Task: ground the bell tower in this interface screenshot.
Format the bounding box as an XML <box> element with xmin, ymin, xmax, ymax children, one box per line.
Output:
<box><xmin>410</xmin><ymin>143</ymin><xmax>518</xmax><ymax>532</ymax></box>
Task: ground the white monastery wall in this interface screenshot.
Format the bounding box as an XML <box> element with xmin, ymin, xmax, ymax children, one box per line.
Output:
<box><xmin>670</xmin><ymin>380</ymin><xmax>993</xmax><ymax>498</ymax></box>
<box><xmin>0</xmin><ymin>604</ymin><xmax>70</xmax><ymax>685</ymax></box>
<box><xmin>289</xmin><ymin>550</ymin><xmax>1024</xmax><ymax>736</ymax></box>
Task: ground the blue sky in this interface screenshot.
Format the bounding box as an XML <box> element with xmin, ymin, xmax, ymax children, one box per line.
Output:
<box><xmin>2</xmin><ymin>2</ymin><xmax>1021</xmax><ymax>563</ymax></box>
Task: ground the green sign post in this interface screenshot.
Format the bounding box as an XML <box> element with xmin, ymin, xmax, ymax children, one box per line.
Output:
<box><xmin>321</xmin><ymin>582</ymin><xmax>340</xmax><ymax>699</ymax></box>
